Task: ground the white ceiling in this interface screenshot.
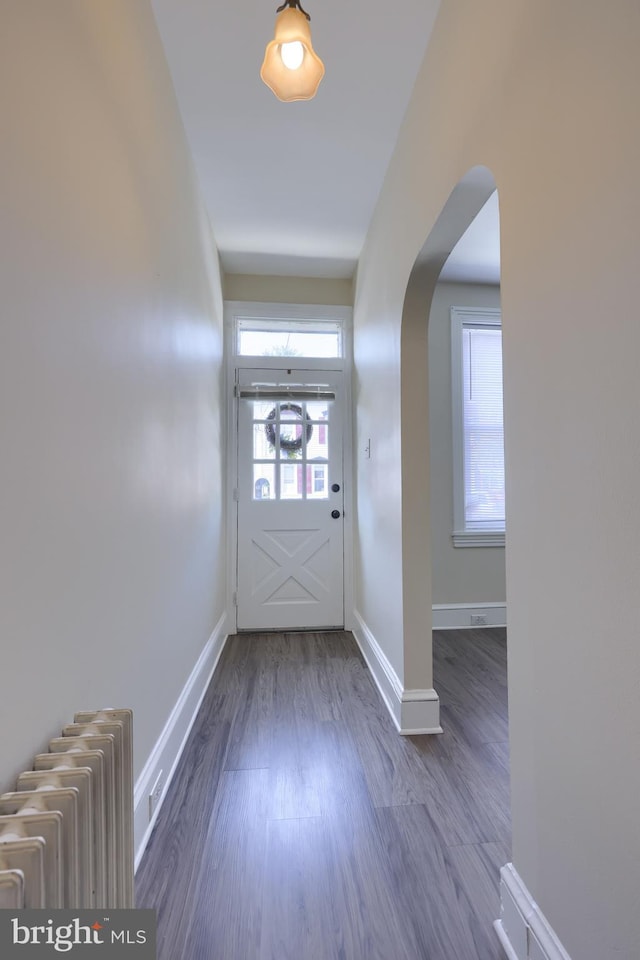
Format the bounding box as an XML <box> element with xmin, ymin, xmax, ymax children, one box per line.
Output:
<box><xmin>151</xmin><ymin>0</ymin><xmax>500</xmax><ymax>283</ymax></box>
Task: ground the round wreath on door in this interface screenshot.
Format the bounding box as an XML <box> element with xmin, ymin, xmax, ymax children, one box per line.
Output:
<box><xmin>264</xmin><ymin>403</ymin><xmax>313</xmax><ymax>456</ymax></box>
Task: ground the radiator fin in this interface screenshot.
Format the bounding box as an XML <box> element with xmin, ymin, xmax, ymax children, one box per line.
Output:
<box><xmin>0</xmin><ymin>707</ymin><xmax>133</xmax><ymax>909</ymax></box>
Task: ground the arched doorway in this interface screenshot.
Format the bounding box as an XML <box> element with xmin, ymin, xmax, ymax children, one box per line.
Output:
<box><xmin>399</xmin><ymin>165</ymin><xmax>501</xmax><ymax>708</ymax></box>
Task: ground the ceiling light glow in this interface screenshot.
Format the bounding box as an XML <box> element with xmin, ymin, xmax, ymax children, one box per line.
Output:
<box><xmin>261</xmin><ymin>1</ymin><xmax>324</xmax><ymax>102</ymax></box>
<box><xmin>280</xmin><ymin>41</ymin><xmax>304</xmax><ymax>71</ymax></box>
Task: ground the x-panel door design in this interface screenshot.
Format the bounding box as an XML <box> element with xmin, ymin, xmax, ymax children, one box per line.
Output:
<box><xmin>236</xmin><ymin>368</ymin><xmax>344</xmax><ymax>630</ymax></box>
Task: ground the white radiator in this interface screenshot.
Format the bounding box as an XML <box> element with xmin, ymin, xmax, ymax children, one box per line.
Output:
<box><xmin>0</xmin><ymin>708</ymin><xmax>133</xmax><ymax>910</ymax></box>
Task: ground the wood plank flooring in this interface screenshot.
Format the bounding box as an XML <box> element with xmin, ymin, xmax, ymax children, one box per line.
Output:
<box><xmin>136</xmin><ymin>628</ymin><xmax>510</xmax><ymax>960</ymax></box>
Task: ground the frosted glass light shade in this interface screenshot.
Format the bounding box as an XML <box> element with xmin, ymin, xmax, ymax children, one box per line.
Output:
<box><xmin>260</xmin><ymin>7</ymin><xmax>325</xmax><ymax>102</ymax></box>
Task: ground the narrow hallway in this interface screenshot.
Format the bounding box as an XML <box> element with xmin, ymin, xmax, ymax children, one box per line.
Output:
<box><xmin>136</xmin><ymin>629</ymin><xmax>510</xmax><ymax>960</ymax></box>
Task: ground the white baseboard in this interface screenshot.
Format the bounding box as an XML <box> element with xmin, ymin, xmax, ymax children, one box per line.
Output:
<box><xmin>352</xmin><ymin>611</ymin><xmax>442</xmax><ymax>735</ymax></box>
<box><xmin>495</xmin><ymin>863</ymin><xmax>573</xmax><ymax>960</ymax></box>
<box><xmin>432</xmin><ymin>601</ymin><xmax>506</xmax><ymax>630</ymax></box>
<box><xmin>133</xmin><ymin>612</ymin><xmax>229</xmax><ymax>869</ymax></box>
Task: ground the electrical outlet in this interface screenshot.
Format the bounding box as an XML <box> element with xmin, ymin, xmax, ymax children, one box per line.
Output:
<box><xmin>470</xmin><ymin>613</ymin><xmax>488</xmax><ymax>626</ymax></box>
<box><xmin>148</xmin><ymin>769</ymin><xmax>164</xmax><ymax>820</ymax></box>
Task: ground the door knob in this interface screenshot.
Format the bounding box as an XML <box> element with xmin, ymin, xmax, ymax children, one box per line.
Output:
<box><xmin>331</xmin><ymin>509</ymin><xmax>341</xmax><ymax>519</ymax></box>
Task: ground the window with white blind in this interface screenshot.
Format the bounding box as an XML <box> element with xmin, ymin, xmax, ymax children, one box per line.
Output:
<box><xmin>451</xmin><ymin>306</ymin><xmax>505</xmax><ymax>547</ymax></box>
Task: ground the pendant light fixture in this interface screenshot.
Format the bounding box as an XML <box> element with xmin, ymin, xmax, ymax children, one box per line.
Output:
<box><xmin>260</xmin><ymin>0</ymin><xmax>324</xmax><ymax>102</ymax></box>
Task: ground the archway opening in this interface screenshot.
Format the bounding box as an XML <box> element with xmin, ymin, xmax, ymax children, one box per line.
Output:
<box><xmin>399</xmin><ymin>160</ymin><xmax>510</xmax><ymax>924</ymax></box>
<box><xmin>400</xmin><ymin>166</ymin><xmax>500</xmax><ymax>687</ymax></box>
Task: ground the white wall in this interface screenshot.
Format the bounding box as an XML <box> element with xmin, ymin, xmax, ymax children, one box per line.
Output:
<box><xmin>0</xmin><ymin>1</ymin><xmax>226</xmax><ymax>804</ymax></box>
<box><xmin>428</xmin><ymin>282</ymin><xmax>505</xmax><ymax>604</ymax></box>
<box><xmin>223</xmin><ymin>274</ymin><xmax>353</xmax><ymax>306</ymax></box>
<box><xmin>354</xmin><ymin>2</ymin><xmax>640</xmax><ymax>958</ymax></box>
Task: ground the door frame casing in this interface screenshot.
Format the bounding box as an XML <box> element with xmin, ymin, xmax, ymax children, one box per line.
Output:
<box><xmin>223</xmin><ymin>301</ymin><xmax>354</xmax><ymax>634</ymax></box>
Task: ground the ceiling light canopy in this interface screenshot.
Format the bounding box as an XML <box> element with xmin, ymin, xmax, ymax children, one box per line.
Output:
<box><xmin>261</xmin><ymin>0</ymin><xmax>324</xmax><ymax>102</ymax></box>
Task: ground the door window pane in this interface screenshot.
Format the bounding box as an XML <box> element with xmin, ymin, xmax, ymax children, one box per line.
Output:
<box><xmin>279</xmin><ymin>418</ymin><xmax>304</xmax><ymax>448</ymax></box>
<box><xmin>306</xmin><ymin>401</ymin><xmax>329</xmax><ymax>421</ymax></box>
<box><xmin>248</xmin><ymin>390</ymin><xmax>332</xmax><ymax>501</ymax></box>
<box><xmin>251</xmin><ymin>400</ymin><xmax>274</xmax><ymax>419</ymax></box>
<box><xmin>277</xmin><ymin>403</ymin><xmax>310</xmax><ymax>460</ymax></box>
<box><xmin>306</xmin><ymin>464</ymin><xmax>328</xmax><ymax>499</ymax></box>
<box><xmin>280</xmin><ymin>463</ymin><xmax>303</xmax><ymax>499</ymax></box>
<box><xmin>253</xmin><ymin>424</ymin><xmax>275</xmax><ymax>460</ymax></box>
<box><xmin>253</xmin><ymin>464</ymin><xmax>275</xmax><ymax>500</ymax></box>
<box><xmin>307</xmin><ymin>423</ymin><xmax>328</xmax><ymax>460</ymax></box>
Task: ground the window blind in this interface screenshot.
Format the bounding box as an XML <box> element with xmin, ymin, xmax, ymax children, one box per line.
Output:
<box><xmin>462</xmin><ymin>325</ymin><xmax>505</xmax><ymax>528</ymax></box>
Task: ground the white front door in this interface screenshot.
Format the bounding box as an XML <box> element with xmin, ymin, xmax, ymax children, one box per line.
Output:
<box><xmin>236</xmin><ymin>368</ymin><xmax>344</xmax><ymax>630</ymax></box>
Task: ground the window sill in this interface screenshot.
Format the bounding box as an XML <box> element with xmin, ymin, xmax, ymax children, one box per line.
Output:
<box><xmin>452</xmin><ymin>530</ymin><xmax>505</xmax><ymax>548</ymax></box>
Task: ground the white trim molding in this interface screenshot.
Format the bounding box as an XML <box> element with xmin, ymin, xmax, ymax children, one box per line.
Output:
<box><xmin>352</xmin><ymin>611</ymin><xmax>442</xmax><ymax>734</ymax></box>
<box><xmin>133</xmin><ymin>613</ymin><xmax>229</xmax><ymax>869</ymax></box>
<box><xmin>495</xmin><ymin>863</ymin><xmax>573</xmax><ymax>960</ymax></box>
<box><xmin>432</xmin><ymin>601</ymin><xmax>506</xmax><ymax>630</ymax></box>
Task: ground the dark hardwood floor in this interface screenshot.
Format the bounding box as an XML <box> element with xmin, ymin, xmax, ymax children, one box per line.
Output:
<box><xmin>136</xmin><ymin>628</ymin><xmax>510</xmax><ymax>960</ymax></box>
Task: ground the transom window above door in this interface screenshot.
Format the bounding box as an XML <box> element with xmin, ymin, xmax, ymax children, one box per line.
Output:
<box><xmin>236</xmin><ymin>317</ymin><xmax>343</xmax><ymax>358</ymax></box>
